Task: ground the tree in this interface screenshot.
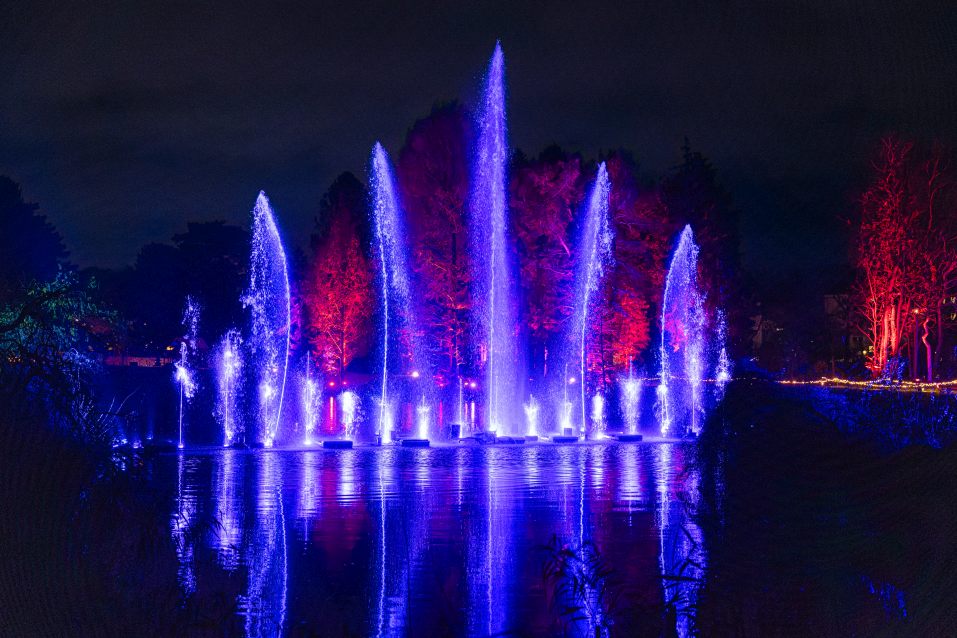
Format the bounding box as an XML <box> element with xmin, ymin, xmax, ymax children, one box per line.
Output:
<box><xmin>303</xmin><ymin>173</ymin><xmax>374</xmax><ymax>379</ymax></box>
<box><xmin>510</xmin><ymin>145</ymin><xmax>585</xmax><ymax>377</ymax></box>
<box><xmin>0</xmin><ymin>272</ymin><xmax>117</xmax><ymax>443</ymax></box>
<box><xmin>899</xmin><ymin>142</ymin><xmax>957</xmax><ymax>381</ymax></box>
<box><xmin>593</xmin><ymin>152</ymin><xmax>670</xmax><ymax>379</ymax></box>
<box><xmin>172</xmin><ymin>221</ymin><xmax>249</xmax><ymax>341</ymax></box>
<box><xmin>660</xmin><ymin>141</ymin><xmax>740</xmax><ymax>323</ymax></box>
<box><xmin>0</xmin><ymin>177</ymin><xmax>68</xmax><ymax>301</ymax></box>
<box><xmin>397</xmin><ymin>102</ymin><xmax>473</xmax><ymax>376</ymax></box>
<box><xmin>854</xmin><ymin>138</ymin><xmax>923</xmax><ymax>377</ymax></box>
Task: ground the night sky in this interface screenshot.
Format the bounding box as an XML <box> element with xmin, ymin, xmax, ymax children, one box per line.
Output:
<box><xmin>2</xmin><ymin>1</ymin><xmax>955</xmax><ymax>278</ymax></box>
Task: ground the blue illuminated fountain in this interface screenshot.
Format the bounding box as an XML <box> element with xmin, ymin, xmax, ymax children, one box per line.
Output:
<box><xmin>243</xmin><ymin>192</ymin><xmax>292</xmax><ymax>448</ymax></box>
<box><xmin>370</xmin><ymin>142</ymin><xmax>433</xmax><ymax>444</ymax></box>
<box><xmin>568</xmin><ymin>164</ymin><xmax>613</xmax><ymax>439</ymax></box>
<box><xmin>173</xmin><ymin>296</ymin><xmax>199</xmax><ymax>449</ymax></box>
<box><xmin>471</xmin><ymin>42</ymin><xmax>521</xmax><ymax>436</ymax></box>
<box><xmin>215</xmin><ymin>328</ymin><xmax>243</xmax><ymax>447</ymax></box>
<box><xmin>619</xmin><ymin>368</ymin><xmax>642</xmax><ymax>436</ymax></box>
<box><xmin>656</xmin><ymin>225</ymin><xmax>731</xmax><ymax>437</ymax></box>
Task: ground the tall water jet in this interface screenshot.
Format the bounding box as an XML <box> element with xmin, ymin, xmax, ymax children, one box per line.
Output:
<box><xmin>657</xmin><ymin>225</ymin><xmax>707</xmax><ymax>437</ymax></box>
<box><xmin>569</xmin><ymin>164</ymin><xmax>613</xmax><ymax>437</ymax></box>
<box><xmin>216</xmin><ymin>329</ymin><xmax>243</xmax><ymax>447</ymax></box>
<box><xmin>243</xmin><ymin>191</ymin><xmax>291</xmax><ymax>448</ymax></box>
<box><xmin>370</xmin><ymin>142</ymin><xmax>432</xmax><ymax>440</ymax></box>
<box><xmin>173</xmin><ymin>296</ymin><xmax>199</xmax><ymax>449</ymax></box>
<box><xmin>471</xmin><ymin>42</ymin><xmax>519</xmax><ymax>434</ymax></box>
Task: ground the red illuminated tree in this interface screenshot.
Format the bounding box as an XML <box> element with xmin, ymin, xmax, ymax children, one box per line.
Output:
<box><xmin>905</xmin><ymin>143</ymin><xmax>957</xmax><ymax>381</ymax></box>
<box><xmin>303</xmin><ymin>173</ymin><xmax>374</xmax><ymax>379</ymax></box>
<box><xmin>589</xmin><ymin>153</ymin><xmax>669</xmax><ymax>382</ymax></box>
<box><xmin>851</xmin><ymin>138</ymin><xmax>957</xmax><ymax>379</ymax></box>
<box><xmin>510</xmin><ymin>146</ymin><xmax>585</xmax><ymax>377</ymax></box>
<box><xmin>855</xmin><ymin>139</ymin><xmax>918</xmax><ymax>376</ymax></box>
<box><xmin>397</xmin><ymin>102</ymin><xmax>473</xmax><ymax>378</ymax></box>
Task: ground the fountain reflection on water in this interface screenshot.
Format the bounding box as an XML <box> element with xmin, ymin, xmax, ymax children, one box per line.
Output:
<box><xmin>167</xmin><ymin>441</ymin><xmax>710</xmax><ymax>636</ymax></box>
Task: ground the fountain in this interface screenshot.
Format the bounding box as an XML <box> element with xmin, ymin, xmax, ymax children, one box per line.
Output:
<box><xmin>567</xmin><ymin>163</ymin><xmax>613</xmax><ymax>439</ymax></box>
<box><xmin>216</xmin><ymin>329</ymin><xmax>243</xmax><ymax>447</ymax></box>
<box><xmin>173</xmin><ymin>296</ymin><xmax>199</xmax><ymax>449</ymax></box>
<box><xmin>715</xmin><ymin>309</ymin><xmax>733</xmax><ymax>397</ymax></box>
<box><xmin>590</xmin><ymin>394</ymin><xmax>606</xmax><ymax>436</ymax></box>
<box><xmin>415</xmin><ymin>397</ymin><xmax>430</xmax><ymax>440</ymax></box>
<box><xmin>323</xmin><ymin>390</ymin><xmax>358</xmax><ymax>449</ymax></box>
<box><xmin>523</xmin><ymin>395</ymin><xmax>540</xmax><ymax>439</ymax></box>
<box><xmin>471</xmin><ymin>42</ymin><xmax>520</xmax><ymax>436</ymax></box>
<box><xmin>617</xmin><ymin>367</ymin><xmax>643</xmax><ymax>441</ymax></box>
<box><xmin>370</xmin><ymin>142</ymin><xmax>433</xmax><ymax>444</ymax></box>
<box><xmin>243</xmin><ymin>191</ymin><xmax>291</xmax><ymax>448</ymax></box>
<box><xmin>656</xmin><ymin>224</ymin><xmax>729</xmax><ymax>438</ymax></box>
<box><xmin>302</xmin><ymin>352</ymin><xmax>320</xmax><ymax>446</ymax></box>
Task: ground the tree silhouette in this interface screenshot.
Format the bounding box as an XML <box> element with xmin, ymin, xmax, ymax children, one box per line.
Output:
<box><xmin>0</xmin><ymin>176</ymin><xmax>68</xmax><ymax>301</ymax></box>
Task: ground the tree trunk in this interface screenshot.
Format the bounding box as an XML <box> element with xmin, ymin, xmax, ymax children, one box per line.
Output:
<box><xmin>937</xmin><ymin>303</ymin><xmax>945</xmax><ymax>380</ymax></box>
<box><xmin>913</xmin><ymin>318</ymin><xmax>921</xmax><ymax>380</ymax></box>
<box><xmin>922</xmin><ymin>317</ymin><xmax>934</xmax><ymax>383</ymax></box>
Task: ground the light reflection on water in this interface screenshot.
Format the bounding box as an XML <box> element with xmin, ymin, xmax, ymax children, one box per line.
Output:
<box><xmin>159</xmin><ymin>442</ymin><xmax>701</xmax><ymax>636</ymax></box>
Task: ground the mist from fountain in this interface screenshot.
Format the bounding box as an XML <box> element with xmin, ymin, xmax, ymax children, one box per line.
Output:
<box><xmin>339</xmin><ymin>390</ymin><xmax>360</xmax><ymax>439</ymax></box>
<box><xmin>173</xmin><ymin>296</ymin><xmax>200</xmax><ymax>449</ymax></box>
<box><xmin>523</xmin><ymin>395</ymin><xmax>540</xmax><ymax>438</ymax></box>
<box><xmin>243</xmin><ymin>192</ymin><xmax>291</xmax><ymax>448</ymax></box>
<box><xmin>568</xmin><ymin>163</ymin><xmax>613</xmax><ymax>437</ymax></box>
<box><xmin>590</xmin><ymin>394</ymin><xmax>606</xmax><ymax>436</ymax></box>
<box><xmin>302</xmin><ymin>352</ymin><xmax>320</xmax><ymax>445</ymax></box>
<box><xmin>216</xmin><ymin>329</ymin><xmax>243</xmax><ymax>447</ymax></box>
<box><xmin>619</xmin><ymin>370</ymin><xmax>641</xmax><ymax>435</ymax></box>
<box><xmin>370</xmin><ymin>142</ymin><xmax>433</xmax><ymax>441</ymax></box>
<box><xmin>472</xmin><ymin>42</ymin><xmax>520</xmax><ymax>435</ymax></box>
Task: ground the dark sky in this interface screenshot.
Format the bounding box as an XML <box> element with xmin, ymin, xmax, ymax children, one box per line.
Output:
<box><xmin>2</xmin><ymin>1</ymin><xmax>955</xmax><ymax>276</ymax></box>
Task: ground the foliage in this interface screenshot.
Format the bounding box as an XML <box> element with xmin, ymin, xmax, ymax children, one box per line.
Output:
<box><xmin>0</xmin><ymin>271</ymin><xmax>119</xmax><ymax>445</ymax></box>
<box><xmin>510</xmin><ymin>146</ymin><xmax>585</xmax><ymax>376</ymax></box>
<box><xmin>397</xmin><ymin>102</ymin><xmax>473</xmax><ymax>375</ymax></box>
<box><xmin>853</xmin><ymin>138</ymin><xmax>957</xmax><ymax>379</ymax></box>
<box><xmin>96</xmin><ymin>220</ymin><xmax>250</xmax><ymax>355</ymax></box>
<box><xmin>542</xmin><ymin>535</ymin><xmax>619</xmax><ymax>638</ymax></box>
<box><xmin>660</xmin><ymin>141</ymin><xmax>740</xmax><ymax>337</ymax></box>
<box><xmin>592</xmin><ymin>153</ymin><xmax>669</xmax><ymax>381</ymax></box>
<box><xmin>303</xmin><ymin>173</ymin><xmax>375</xmax><ymax>378</ymax></box>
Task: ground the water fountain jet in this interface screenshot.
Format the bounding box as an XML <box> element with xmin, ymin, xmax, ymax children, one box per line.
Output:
<box><xmin>243</xmin><ymin>191</ymin><xmax>291</xmax><ymax>448</ymax></box>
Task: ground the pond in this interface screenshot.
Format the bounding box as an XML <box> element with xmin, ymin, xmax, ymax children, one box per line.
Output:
<box><xmin>159</xmin><ymin>442</ymin><xmax>699</xmax><ymax>636</ymax></box>
<box><xmin>149</xmin><ymin>383</ymin><xmax>957</xmax><ymax>636</ymax></box>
